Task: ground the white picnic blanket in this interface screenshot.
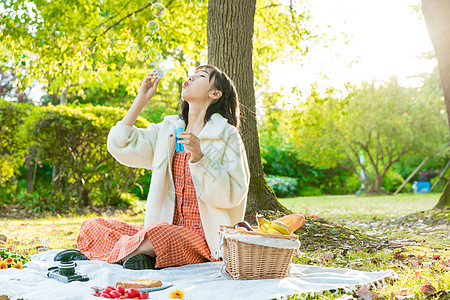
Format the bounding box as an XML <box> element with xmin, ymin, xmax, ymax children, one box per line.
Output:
<box><xmin>0</xmin><ymin>250</ymin><xmax>394</xmax><ymax>300</ymax></box>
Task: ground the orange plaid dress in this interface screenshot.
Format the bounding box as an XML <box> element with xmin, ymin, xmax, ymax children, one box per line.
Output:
<box><xmin>76</xmin><ymin>151</ymin><xmax>211</xmax><ymax>269</ymax></box>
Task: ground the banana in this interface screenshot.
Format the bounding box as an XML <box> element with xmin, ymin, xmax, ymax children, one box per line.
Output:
<box><xmin>256</xmin><ymin>214</ymin><xmax>271</xmax><ymax>233</ymax></box>
<box><xmin>266</xmin><ymin>227</ymin><xmax>283</xmax><ymax>235</ymax></box>
<box><xmin>269</xmin><ymin>220</ymin><xmax>291</xmax><ymax>235</ymax></box>
<box><xmin>256</xmin><ymin>214</ymin><xmax>292</xmax><ymax>235</ymax></box>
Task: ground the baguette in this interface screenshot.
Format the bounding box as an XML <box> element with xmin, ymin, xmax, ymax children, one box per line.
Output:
<box><xmin>116</xmin><ymin>279</ymin><xmax>162</xmax><ymax>289</ymax></box>
<box><xmin>275</xmin><ymin>214</ymin><xmax>305</xmax><ymax>232</ymax></box>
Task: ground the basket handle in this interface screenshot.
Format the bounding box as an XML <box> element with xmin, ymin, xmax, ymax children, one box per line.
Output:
<box><xmin>217</xmin><ymin>229</ymin><xmax>228</xmax><ymax>276</ymax></box>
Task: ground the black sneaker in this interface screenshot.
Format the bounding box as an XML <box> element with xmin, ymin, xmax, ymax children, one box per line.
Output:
<box><xmin>123</xmin><ymin>254</ymin><xmax>156</xmax><ymax>270</ymax></box>
<box><xmin>54</xmin><ymin>249</ymin><xmax>89</xmax><ymax>262</ymax></box>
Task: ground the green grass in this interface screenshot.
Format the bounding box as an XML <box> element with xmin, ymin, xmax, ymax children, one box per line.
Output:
<box><xmin>278</xmin><ymin>193</ymin><xmax>449</xmax><ymax>299</ymax></box>
<box><xmin>1</xmin><ymin>194</ymin><xmax>449</xmax><ymax>299</ymax></box>
<box><xmin>0</xmin><ymin>211</ymin><xmax>145</xmax><ymax>256</ymax></box>
<box><xmin>279</xmin><ymin>193</ymin><xmax>441</xmax><ymax>222</ymax></box>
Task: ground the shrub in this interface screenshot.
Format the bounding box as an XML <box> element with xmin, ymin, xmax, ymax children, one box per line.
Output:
<box><xmin>265</xmin><ymin>174</ymin><xmax>299</xmax><ymax>198</ymax></box>
<box><xmin>298</xmin><ymin>186</ymin><xmax>322</xmax><ymax>196</ymax></box>
<box><xmin>382</xmin><ymin>170</ymin><xmax>405</xmax><ymax>193</ymax></box>
<box><xmin>0</xmin><ymin>100</ymin><xmax>31</xmax><ymax>184</ymax></box>
<box><xmin>26</xmin><ymin>104</ymin><xmax>151</xmax><ymax>210</ymax></box>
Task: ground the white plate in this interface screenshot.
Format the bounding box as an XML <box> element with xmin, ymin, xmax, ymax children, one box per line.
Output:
<box><xmin>138</xmin><ymin>282</ymin><xmax>173</xmax><ymax>292</ymax></box>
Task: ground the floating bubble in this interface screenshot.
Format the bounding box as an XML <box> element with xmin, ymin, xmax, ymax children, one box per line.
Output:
<box><xmin>154</xmin><ymin>60</ymin><xmax>175</xmax><ymax>78</ymax></box>
<box><xmin>151</xmin><ymin>3</ymin><xmax>166</xmax><ymax>17</ymax></box>
<box><xmin>144</xmin><ymin>36</ymin><xmax>153</xmax><ymax>45</ymax></box>
<box><xmin>147</xmin><ymin>48</ymin><xmax>162</xmax><ymax>66</ymax></box>
<box><xmin>155</xmin><ymin>67</ymin><xmax>172</xmax><ymax>79</ymax></box>
<box><xmin>136</xmin><ymin>50</ymin><xmax>147</xmax><ymax>61</ymax></box>
<box><xmin>190</xmin><ymin>0</ymin><xmax>203</xmax><ymax>5</ymax></box>
<box><xmin>147</xmin><ymin>21</ymin><xmax>159</xmax><ymax>33</ymax></box>
<box><xmin>128</xmin><ymin>43</ymin><xmax>139</xmax><ymax>52</ymax></box>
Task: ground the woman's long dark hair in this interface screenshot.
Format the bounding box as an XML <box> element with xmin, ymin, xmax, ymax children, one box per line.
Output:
<box><xmin>179</xmin><ymin>64</ymin><xmax>240</xmax><ymax>129</ymax></box>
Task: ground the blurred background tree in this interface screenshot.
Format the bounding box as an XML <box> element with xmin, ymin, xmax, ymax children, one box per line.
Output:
<box><xmin>291</xmin><ymin>75</ymin><xmax>448</xmax><ymax>195</ymax></box>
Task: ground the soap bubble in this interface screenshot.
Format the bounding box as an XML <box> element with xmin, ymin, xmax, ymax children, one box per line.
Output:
<box><xmin>155</xmin><ymin>66</ymin><xmax>172</xmax><ymax>79</ymax></box>
<box><xmin>147</xmin><ymin>21</ymin><xmax>159</xmax><ymax>33</ymax></box>
<box><xmin>128</xmin><ymin>43</ymin><xmax>139</xmax><ymax>52</ymax></box>
<box><xmin>154</xmin><ymin>60</ymin><xmax>175</xmax><ymax>78</ymax></box>
<box><xmin>136</xmin><ymin>50</ymin><xmax>147</xmax><ymax>61</ymax></box>
<box><xmin>151</xmin><ymin>3</ymin><xmax>166</xmax><ymax>17</ymax></box>
<box><xmin>190</xmin><ymin>0</ymin><xmax>203</xmax><ymax>5</ymax></box>
<box><xmin>147</xmin><ymin>48</ymin><xmax>162</xmax><ymax>66</ymax></box>
<box><xmin>144</xmin><ymin>36</ymin><xmax>153</xmax><ymax>45</ymax></box>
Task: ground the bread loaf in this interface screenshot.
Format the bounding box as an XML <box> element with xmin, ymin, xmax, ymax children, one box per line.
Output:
<box><xmin>116</xmin><ymin>279</ymin><xmax>162</xmax><ymax>289</ymax></box>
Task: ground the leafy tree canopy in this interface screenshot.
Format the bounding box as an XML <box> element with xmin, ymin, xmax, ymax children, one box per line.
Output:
<box><xmin>291</xmin><ymin>75</ymin><xmax>448</xmax><ymax>193</ymax></box>
<box><xmin>0</xmin><ymin>0</ymin><xmax>314</xmax><ymax>105</ymax></box>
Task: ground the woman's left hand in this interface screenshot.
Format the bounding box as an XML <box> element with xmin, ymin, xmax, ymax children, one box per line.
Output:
<box><xmin>178</xmin><ymin>132</ymin><xmax>203</xmax><ymax>163</ymax></box>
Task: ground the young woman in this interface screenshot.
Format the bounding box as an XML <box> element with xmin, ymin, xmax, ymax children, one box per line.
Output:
<box><xmin>76</xmin><ymin>65</ymin><xmax>250</xmax><ymax>270</ymax></box>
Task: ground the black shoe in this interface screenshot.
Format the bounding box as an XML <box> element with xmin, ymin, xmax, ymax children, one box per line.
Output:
<box><xmin>54</xmin><ymin>249</ymin><xmax>89</xmax><ymax>262</ymax></box>
<box><xmin>123</xmin><ymin>254</ymin><xmax>156</xmax><ymax>270</ymax></box>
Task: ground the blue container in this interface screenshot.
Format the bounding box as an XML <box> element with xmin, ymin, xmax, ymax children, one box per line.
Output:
<box><xmin>174</xmin><ymin>127</ymin><xmax>184</xmax><ymax>153</ymax></box>
<box><xmin>416</xmin><ymin>181</ymin><xmax>431</xmax><ymax>193</ymax></box>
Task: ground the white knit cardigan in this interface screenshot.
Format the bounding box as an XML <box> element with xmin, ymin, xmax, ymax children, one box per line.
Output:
<box><xmin>106</xmin><ymin>113</ymin><xmax>250</xmax><ymax>259</ymax></box>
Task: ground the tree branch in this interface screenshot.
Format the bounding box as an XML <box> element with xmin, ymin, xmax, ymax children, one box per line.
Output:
<box><xmin>345</xmin><ymin>152</ymin><xmax>364</xmax><ymax>183</ymax></box>
<box><xmin>288</xmin><ymin>0</ymin><xmax>304</xmax><ymax>38</ymax></box>
<box><xmin>380</xmin><ymin>147</ymin><xmax>409</xmax><ymax>183</ymax></box>
<box><xmin>349</xmin><ymin>145</ymin><xmax>370</xmax><ymax>187</ymax></box>
<box><xmin>87</xmin><ymin>0</ymin><xmax>176</xmax><ymax>49</ymax></box>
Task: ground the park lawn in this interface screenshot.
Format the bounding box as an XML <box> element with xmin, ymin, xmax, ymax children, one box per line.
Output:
<box><xmin>1</xmin><ymin>194</ymin><xmax>449</xmax><ymax>299</ymax></box>
<box><xmin>0</xmin><ymin>210</ymin><xmax>145</xmax><ymax>255</ymax></box>
<box><xmin>280</xmin><ymin>193</ymin><xmax>450</xmax><ymax>299</ymax></box>
<box><xmin>279</xmin><ymin>192</ymin><xmax>441</xmax><ymax>223</ymax></box>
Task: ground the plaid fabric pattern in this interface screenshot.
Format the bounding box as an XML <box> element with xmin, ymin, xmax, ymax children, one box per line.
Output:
<box><xmin>172</xmin><ymin>151</ymin><xmax>206</xmax><ymax>239</ymax></box>
<box><xmin>76</xmin><ymin>151</ymin><xmax>211</xmax><ymax>268</ymax></box>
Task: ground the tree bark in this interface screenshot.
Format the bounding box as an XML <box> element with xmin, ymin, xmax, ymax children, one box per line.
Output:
<box><xmin>207</xmin><ymin>0</ymin><xmax>290</xmax><ymax>218</ymax></box>
<box><xmin>422</xmin><ymin>0</ymin><xmax>450</xmax><ymax>209</ymax></box>
<box><xmin>26</xmin><ymin>153</ymin><xmax>34</xmax><ymax>193</ymax></box>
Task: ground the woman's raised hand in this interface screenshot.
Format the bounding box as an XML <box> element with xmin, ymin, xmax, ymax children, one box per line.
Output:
<box><xmin>137</xmin><ymin>69</ymin><xmax>161</xmax><ymax>104</ymax></box>
<box><xmin>121</xmin><ymin>69</ymin><xmax>161</xmax><ymax>126</ymax></box>
<box><xmin>178</xmin><ymin>131</ymin><xmax>204</xmax><ymax>163</ymax></box>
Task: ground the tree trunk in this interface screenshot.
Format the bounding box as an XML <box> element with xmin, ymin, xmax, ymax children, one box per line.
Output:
<box><xmin>436</xmin><ymin>182</ymin><xmax>450</xmax><ymax>209</ymax></box>
<box><xmin>207</xmin><ymin>0</ymin><xmax>290</xmax><ymax>218</ymax></box>
<box><xmin>25</xmin><ymin>153</ymin><xmax>34</xmax><ymax>193</ymax></box>
<box><xmin>422</xmin><ymin>0</ymin><xmax>450</xmax><ymax>209</ymax></box>
<box><xmin>80</xmin><ymin>185</ymin><xmax>91</xmax><ymax>207</ymax></box>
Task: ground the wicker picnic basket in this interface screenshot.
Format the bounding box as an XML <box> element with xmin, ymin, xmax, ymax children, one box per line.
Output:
<box><xmin>218</xmin><ymin>225</ymin><xmax>300</xmax><ymax>280</ymax></box>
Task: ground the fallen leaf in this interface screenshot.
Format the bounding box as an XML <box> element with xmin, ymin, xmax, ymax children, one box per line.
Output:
<box><xmin>415</xmin><ymin>271</ymin><xmax>425</xmax><ymax>280</ymax></box>
<box><xmin>432</xmin><ymin>255</ymin><xmax>440</xmax><ymax>260</ymax></box>
<box><xmin>395</xmin><ymin>292</ymin><xmax>415</xmax><ymax>300</ymax></box>
<box><xmin>417</xmin><ymin>253</ymin><xmax>427</xmax><ymax>259</ymax></box>
<box><xmin>393</xmin><ymin>251</ymin><xmax>407</xmax><ymax>260</ymax></box>
<box><xmin>421</xmin><ymin>284</ymin><xmax>436</xmax><ymax>296</ymax></box>
<box><xmin>395</xmin><ymin>289</ymin><xmax>409</xmax><ymax>296</ymax></box>
<box><xmin>322</xmin><ymin>251</ymin><xmax>334</xmax><ymax>261</ymax></box>
<box><xmin>355</xmin><ymin>285</ymin><xmax>378</xmax><ymax>300</ymax></box>
<box><xmin>368</xmin><ymin>257</ymin><xmax>382</xmax><ymax>264</ymax></box>
<box><xmin>409</xmin><ymin>259</ymin><xmax>420</xmax><ymax>268</ymax></box>
<box><xmin>439</xmin><ymin>259</ymin><xmax>450</xmax><ymax>271</ymax></box>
